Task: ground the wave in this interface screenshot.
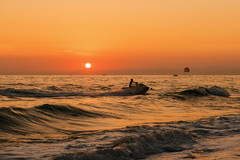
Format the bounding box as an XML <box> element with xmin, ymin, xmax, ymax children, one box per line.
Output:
<box><xmin>35</xmin><ymin>104</ymin><xmax>104</xmax><ymax>117</ymax></box>
<box><xmin>0</xmin><ymin>104</ymin><xmax>106</xmax><ymax>134</ymax></box>
<box><xmin>178</xmin><ymin>86</ymin><xmax>230</xmax><ymax>97</ymax></box>
<box><xmin>4</xmin><ymin>83</ymin><xmax>25</xmax><ymax>86</ymax></box>
<box><xmin>3</xmin><ymin>83</ymin><xmax>36</xmax><ymax>86</ymax></box>
<box><xmin>0</xmin><ymin>88</ymin><xmax>84</xmax><ymax>97</ymax></box>
<box><xmin>0</xmin><ymin>87</ymin><xmax>148</xmax><ymax>98</ymax></box>
<box><xmin>53</xmin><ymin>114</ymin><xmax>240</xmax><ymax>160</ymax></box>
<box><xmin>55</xmin><ymin>130</ymin><xmax>195</xmax><ymax>160</ymax></box>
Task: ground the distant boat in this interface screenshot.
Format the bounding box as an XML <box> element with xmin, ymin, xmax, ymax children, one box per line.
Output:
<box><xmin>173</xmin><ymin>74</ymin><xmax>178</xmax><ymax>77</ymax></box>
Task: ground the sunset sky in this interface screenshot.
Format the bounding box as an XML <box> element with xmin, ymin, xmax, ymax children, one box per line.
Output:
<box><xmin>0</xmin><ymin>0</ymin><xmax>240</xmax><ymax>74</ymax></box>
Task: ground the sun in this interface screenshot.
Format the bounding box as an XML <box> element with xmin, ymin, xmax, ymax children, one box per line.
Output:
<box><xmin>85</xmin><ymin>63</ymin><xmax>91</xmax><ymax>69</ymax></box>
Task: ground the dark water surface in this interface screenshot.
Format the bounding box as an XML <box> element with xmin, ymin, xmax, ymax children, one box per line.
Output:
<box><xmin>0</xmin><ymin>75</ymin><xmax>239</xmax><ymax>159</ymax></box>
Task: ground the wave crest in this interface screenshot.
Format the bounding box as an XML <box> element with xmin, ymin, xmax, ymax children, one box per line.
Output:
<box><xmin>54</xmin><ymin>130</ymin><xmax>195</xmax><ymax>160</ymax></box>
<box><xmin>0</xmin><ymin>104</ymin><xmax>106</xmax><ymax>134</ymax></box>
<box><xmin>35</xmin><ymin>104</ymin><xmax>102</xmax><ymax>117</ymax></box>
<box><xmin>178</xmin><ymin>86</ymin><xmax>230</xmax><ymax>97</ymax></box>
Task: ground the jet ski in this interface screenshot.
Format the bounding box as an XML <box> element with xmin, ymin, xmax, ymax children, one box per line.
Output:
<box><xmin>122</xmin><ymin>83</ymin><xmax>149</xmax><ymax>95</ymax></box>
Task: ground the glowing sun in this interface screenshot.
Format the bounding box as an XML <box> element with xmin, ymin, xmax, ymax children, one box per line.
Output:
<box><xmin>85</xmin><ymin>63</ymin><xmax>91</xmax><ymax>69</ymax></box>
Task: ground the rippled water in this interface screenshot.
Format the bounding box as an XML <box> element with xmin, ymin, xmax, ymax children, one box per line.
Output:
<box><xmin>0</xmin><ymin>75</ymin><xmax>239</xmax><ymax>160</ymax></box>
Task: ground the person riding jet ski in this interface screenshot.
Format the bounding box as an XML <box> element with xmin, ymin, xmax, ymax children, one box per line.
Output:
<box><xmin>129</xmin><ymin>79</ymin><xmax>138</xmax><ymax>88</ymax></box>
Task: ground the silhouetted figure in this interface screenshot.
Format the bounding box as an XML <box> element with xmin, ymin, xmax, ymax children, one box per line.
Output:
<box><xmin>129</xmin><ymin>79</ymin><xmax>134</xmax><ymax>88</ymax></box>
<box><xmin>129</xmin><ymin>79</ymin><xmax>138</xmax><ymax>88</ymax></box>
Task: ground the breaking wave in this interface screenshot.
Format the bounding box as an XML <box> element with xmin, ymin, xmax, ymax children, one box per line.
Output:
<box><xmin>55</xmin><ymin>130</ymin><xmax>195</xmax><ymax>160</ymax></box>
<box><xmin>53</xmin><ymin>114</ymin><xmax>240</xmax><ymax>160</ymax></box>
<box><xmin>178</xmin><ymin>86</ymin><xmax>230</xmax><ymax>97</ymax></box>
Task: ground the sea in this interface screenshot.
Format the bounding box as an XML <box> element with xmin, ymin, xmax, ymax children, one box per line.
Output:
<box><xmin>0</xmin><ymin>75</ymin><xmax>239</xmax><ymax>160</ymax></box>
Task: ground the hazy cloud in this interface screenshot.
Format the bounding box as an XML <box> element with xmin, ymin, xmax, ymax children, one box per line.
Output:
<box><xmin>61</xmin><ymin>50</ymin><xmax>93</xmax><ymax>56</ymax></box>
<box><xmin>0</xmin><ymin>44</ymin><xmax>14</xmax><ymax>53</ymax></box>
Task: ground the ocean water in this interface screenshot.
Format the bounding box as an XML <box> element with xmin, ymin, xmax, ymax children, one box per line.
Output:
<box><xmin>0</xmin><ymin>75</ymin><xmax>239</xmax><ymax>160</ymax></box>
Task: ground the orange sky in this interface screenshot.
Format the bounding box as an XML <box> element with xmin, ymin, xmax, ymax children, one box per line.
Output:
<box><xmin>0</xmin><ymin>0</ymin><xmax>240</xmax><ymax>74</ymax></box>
